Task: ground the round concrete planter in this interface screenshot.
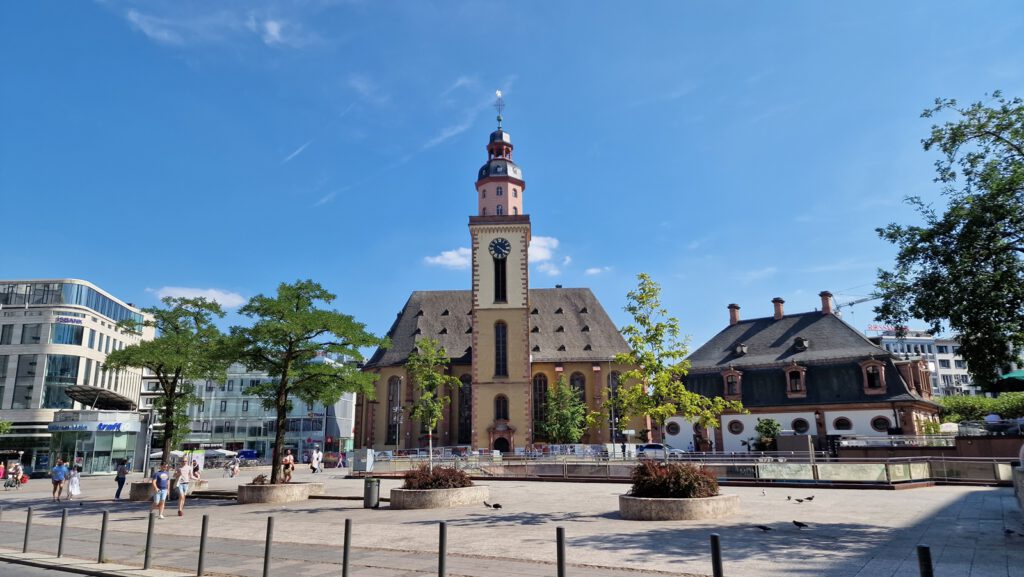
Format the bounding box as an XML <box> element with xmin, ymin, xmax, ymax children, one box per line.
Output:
<box><xmin>389</xmin><ymin>485</ymin><xmax>489</xmax><ymax>510</ymax></box>
<box><xmin>237</xmin><ymin>482</ymin><xmax>325</xmax><ymax>504</ymax></box>
<box><xmin>619</xmin><ymin>493</ymin><xmax>740</xmax><ymax>521</ymax></box>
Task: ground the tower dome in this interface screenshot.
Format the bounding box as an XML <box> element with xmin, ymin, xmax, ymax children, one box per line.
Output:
<box><xmin>475</xmin><ymin>92</ymin><xmax>525</xmax><ymax>217</ymax></box>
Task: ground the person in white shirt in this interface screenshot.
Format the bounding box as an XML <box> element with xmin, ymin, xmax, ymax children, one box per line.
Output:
<box><xmin>174</xmin><ymin>460</ymin><xmax>193</xmax><ymax>517</ymax></box>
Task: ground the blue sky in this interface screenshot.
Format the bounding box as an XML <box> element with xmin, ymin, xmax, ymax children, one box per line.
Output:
<box><xmin>2</xmin><ymin>1</ymin><xmax>1023</xmax><ymax>350</ymax></box>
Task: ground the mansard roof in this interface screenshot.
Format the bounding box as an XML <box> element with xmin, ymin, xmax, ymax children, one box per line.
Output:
<box><xmin>363</xmin><ymin>288</ymin><xmax>628</xmax><ymax>369</ymax></box>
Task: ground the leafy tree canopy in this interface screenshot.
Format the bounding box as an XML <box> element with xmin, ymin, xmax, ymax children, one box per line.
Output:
<box><xmin>231</xmin><ymin>280</ymin><xmax>386</xmax><ymax>483</ymax></box>
<box><xmin>876</xmin><ymin>92</ymin><xmax>1024</xmax><ymax>388</ymax></box>
<box><xmin>106</xmin><ymin>297</ymin><xmax>230</xmax><ymax>459</ymax></box>
<box><xmin>613</xmin><ymin>274</ymin><xmax>745</xmax><ymax>444</ymax></box>
<box><xmin>0</xmin><ymin>419</ymin><xmax>11</xmax><ymax>435</ymax></box>
<box><xmin>937</xmin><ymin>392</ymin><xmax>1024</xmax><ymax>422</ymax></box>
<box><xmin>405</xmin><ymin>338</ymin><xmax>460</xmax><ymax>470</ymax></box>
<box><xmin>542</xmin><ymin>374</ymin><xmax>592</xmax><ymax>444</ymax></box>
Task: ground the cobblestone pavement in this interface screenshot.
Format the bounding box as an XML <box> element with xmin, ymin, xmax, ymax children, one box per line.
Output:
<box><xmin>1</xmin><ymin>467</ymin><xmax>1022</xmax><ymax>577</ymax></box>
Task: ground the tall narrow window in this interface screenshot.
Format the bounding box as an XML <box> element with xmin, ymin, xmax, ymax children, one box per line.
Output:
<box><xmin>387</xmin><ymin>376</ymin><xmax>401</xmax><ymax>445</ymax></box>
<box><xmin>494</xmin><ymin>257</ymin><xmax>507</xmax><ymax>302</ymax></box>
<box><xmin>496</xmin><ymin>204</ymin><xmax>504</xmax><ymax>215</ymax></box>
<box><xmin>458</xmin><ymin>374</ymin><xmax>472</xmax><ymax>445</ymax></box>
<box><xmin>570</xmin><ymin>372</ymin><xmax>586</xmax><ymax>404</ymax></box>
<box><xmin>726</xmin><ymin>375</ymin><xmax>738</xmax><ymax>396</ymax></box>
<box><xmin>497</xmin><ymin>186</ymin><xmax>504</xmax><ymax>196</ymax></box>
<box><xmin>532</xmin><ymin>373</ymin><xmax>548</xmax><ymax>433</ymax></box>
<box><xmin>494</xmin><ymin>322</ymin><xmax>508</xmax><ymax>377</ymax></box>
<box><xmin>495</xmin><ymin>395</ymin><xmax>509</xmax><ymax>420</ymax></box>
<box><xmin>513</xmin><ymin>207</ymin><xmax>518</xmax><ymax>215</ymax></box>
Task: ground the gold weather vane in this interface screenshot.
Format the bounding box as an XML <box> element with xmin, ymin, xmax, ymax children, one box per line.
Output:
<box><xmin>495</xmin><ymin>90</ymin><xmax>504</xmax><ymax>129</ymax></box>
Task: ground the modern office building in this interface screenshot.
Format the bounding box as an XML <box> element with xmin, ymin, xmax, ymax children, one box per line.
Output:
<box><xmin>0</xmin><ymin>279</ymin><xmax>154</xmax><ymax>474</ymax></box>
<box><xmin>141</xmin><ymin>358</ymin><xmax>357</xmax><ymax>461</ymax></box>
<box><xmin>870</xmin><ymin>331</ymin><xmax>980</xmax><ymax>396</ymax></box>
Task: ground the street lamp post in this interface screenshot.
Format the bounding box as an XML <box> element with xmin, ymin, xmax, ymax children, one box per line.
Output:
<box><xmin>391</xmin><ymin>406</ymin><xmax>404</xmax><ymax>456</ymax></box>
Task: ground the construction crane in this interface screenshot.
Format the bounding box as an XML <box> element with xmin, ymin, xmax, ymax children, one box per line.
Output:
<box><xmin>832</xmin><ymin>295</ymin><xmax>880</xmax><ymax>316</ymax></box>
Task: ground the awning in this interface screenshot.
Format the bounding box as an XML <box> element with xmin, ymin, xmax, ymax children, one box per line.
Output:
<box><xmin>993</xmin><ymin>370</ymin><xmax>1024</xmax><ymax>393</ymax></box>
<box><xmin>63</xmin><ymin>385</ymin><xmax>137</xmax><ymax>411</ymax></box>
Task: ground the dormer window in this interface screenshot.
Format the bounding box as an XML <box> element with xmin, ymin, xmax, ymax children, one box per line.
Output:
<box><xmin>555</xmin><ymin>326</ymin><xmax>564</xmax><ymax>332</ymax></box>
<box><xmin>794</xmin><ymin>337</ymin><xmax>809</xmax><ymax>351</ymax></box>
<box><xmin>859</xmin><ymin>359</ymin><xmax>887</xmax><ymax>395</ymax></box>
<box><xmin>734</xmin><ymin>343</ymin><xmax>748</xmax><ymax>356</ymax></box>
<box><xmin>784</xmin><ymin>363</ymin><xmax>807</xmax><ymax>399</ymax></box>
<box><xmin>721</xmin><ymin>368</ymin><xmax>743</xmax><ymax>400</ymax></box>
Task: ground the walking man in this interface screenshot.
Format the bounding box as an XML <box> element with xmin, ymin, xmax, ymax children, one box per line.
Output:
<box><xmin>311</xmin><ymin>446</ymin><xmax>323</xmax><ymax>474</ymax></box>
<box><xmin>151</xmin><ymin>463</ymin><xmax>171</xmax><ymax>519</ymax></box>
<box><xmin>50</xmin><ymin>459</ymin><xmax>69</xmax><ymax>502</ymax></box>
<box><xmin>174</xmin><ymin>459</ymin><xmax>192</xmax><ymax>517</ymax></box>
<box><xmin>114</xmin><ymin>460</ymin><xmax>129</xmax><ymax>499</ymax></box>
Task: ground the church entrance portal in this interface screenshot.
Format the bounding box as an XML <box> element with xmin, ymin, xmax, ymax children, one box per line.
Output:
<box><xmin>493</xmin><ymin>437</ymin><xmax>510</xmax><ymax>453</ymax></box>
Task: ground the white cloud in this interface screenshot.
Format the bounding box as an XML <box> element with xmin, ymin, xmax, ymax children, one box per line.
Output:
<box><xmin>739</xmin><ymin>267</ymin><xmax>778</xmax><ymax>284</ymax></box>
<box><xmin>122</xmin><ymin>8</ymin><xmax>315</xmax><ymax>48</ymax></box>
<box><xmin>537</xmin><ymin>262</ymin><xmax>560</xmax><ymax>276</ymax></box>
<box><xmin>262</xmin><ymin>20</ymin><xmax>283</xmax><ymax>44</ymax></box>
<box><xmin>282</xmin><ymin>139</ymin><xmax>312</xmax><ymax>164</ymax></box>
<box><xmin>424</xmin><ymin>247</ymin><xmax>471</xmax><ymax>270</ymax></box>
<box><xmin>126</xmin><ymin>10</ymin><xmax>184</xmax><ymax>45</ymax></box>
<box><xmin>312</xmin><ymin>191</ymin><xmax>337</xmax><ymax>207</ymax></box>
<box><xmin>440</xmin><ymin>76</ymin><xmax>476</xmax><ymax>98</ymax></box>
<box><xmin>585</xmin><ymin>266</ymin><xmax>612</xmax><ymax>275</ymax></box>
<box><xmin>423</xmin><ymin>117</ymin><xmax>475</xmax><ymax>149</ymax></box>
<box><xmin>151</xmin><ymin>286</ymin><xmax>246</xmax><ymax>308</ymax></box>
<box><xmin>529</xmin><ymin>236</ymin><xmax>559</xmax><ymax>262</ymax></box>
<box><xmin>562</xmin><ymin>256</ymin><xmax>572</xmax><ymax>266</ymax></box>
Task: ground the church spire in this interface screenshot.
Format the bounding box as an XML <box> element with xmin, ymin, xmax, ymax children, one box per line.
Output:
<box><xmin>476</xmin><ymin>91</ymin><xmax>525</xmax><ymax>217</ymax></box>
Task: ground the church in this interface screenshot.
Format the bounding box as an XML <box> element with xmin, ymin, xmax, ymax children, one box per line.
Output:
<box><xmin>355</xmin><ymin>104</ymin><xmax>634</xmax><ymax>453</ymax></box>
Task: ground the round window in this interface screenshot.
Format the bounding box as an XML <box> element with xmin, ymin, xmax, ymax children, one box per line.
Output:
<box><xmin>727</xmin><ymin>421</ymin><xmax>744</xmax><ymax>435</ymax></box>
<box><xmin>665</xmin><ymin>422</ymin><xmax>681</xmax><ymax>436</ymax></box>
<box><xmin>791</xmin><ymin>418</ymin><xmax>810</xmax><ymax>434</ymax></box>
<box><xmin>871</xmin><ymin>416</ymin><xmax>891</xmax><ymax>433</ymax></box>
<box><xmin>834</xmin><ymin>417</ymin><xmax>853</xmax><ymax>431</ymax></box>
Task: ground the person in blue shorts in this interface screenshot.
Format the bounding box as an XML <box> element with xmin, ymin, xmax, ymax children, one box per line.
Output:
<box><xmin>151</xmin><ymin>463</ymin><xmax>171</xmax><ymax>519</ymax></box>
<box><xmin>51</xmin><ymin>459</ymin><xmax>69</xmax><ymax>502</ymax></box>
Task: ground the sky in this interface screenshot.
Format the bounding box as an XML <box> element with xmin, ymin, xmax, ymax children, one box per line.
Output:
<box><xmin>2</xmin><ymin>1</ymin><xmax>1023</xmax><ymax>352</ymax></box>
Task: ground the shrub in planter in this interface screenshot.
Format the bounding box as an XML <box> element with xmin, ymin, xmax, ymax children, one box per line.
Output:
<box><xmin>402</xmin><ymin>465</ymin><xmax>473</xmax><ymax>490</ymax></box>
<box><xmin>629</xmin><ymin>461</ymin><xmax>719</xmax><ymax>499</ymax></box>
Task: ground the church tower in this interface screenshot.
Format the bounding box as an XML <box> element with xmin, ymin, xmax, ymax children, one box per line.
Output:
<box><xmin>469</xmin><ymin>92</ymin><xmax>531</xmax><ymax>452</ymax></box>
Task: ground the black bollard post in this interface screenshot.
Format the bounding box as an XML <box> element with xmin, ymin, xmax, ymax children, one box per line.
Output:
<box><xmin>342</xmin><ymin>518</ymin><xmax>351</xmax><ymax>577</ymax></box>
<box><xmin>556</xmin><ymin>526</ymin><xmax>566</xmax><ymax>577</ymax></box>
<box><xmin>98</xmin><ymin>511</ymin><xmax>109</xmax><ymax>563</ymax></box>
<box><xmin>197</xmin><ymin>514</ymin><xmax>209</xmax><ymax>576</ymax></box>
<box><xmin>263</xmin><ymin>516</ymin><xmax>274</xmax><ymax>577</ymax></box>
<box><xmin>144</xmin><ymin>511</ymin><xmax>156</xmax><ymax>570</ymax></box>
<box><xmin>917</xmin><ymin>544</ymin><xmax>934</xmax><ymax>577</ymax></box>
<box><xmin>22</xmin><ymin>506</ymin><xmax>33</xmax><ymax>554</ymax></box>
<box><xmin>438</xmin><ymin>521</ymin><xmax>447</xmax><ymax>577</ymax></box>
<box><xmin>58</xmin><ymin>508</ymin><xmax>68</xmax><ymax>557</ymax></box>
<box><xmin>710</xmin><ymin>533</ymin><xmax>723</xmax><ymax>577</ymax></box>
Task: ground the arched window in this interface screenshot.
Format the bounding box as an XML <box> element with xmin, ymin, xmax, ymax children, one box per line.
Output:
<box><xmin>513</xmin><ymin>188</ymin><xmax>518</xmax><ymax>198</ymax></box>
<box><xmin>497</xmin><ymin>186</ymin><xmax>504</xmax><ymax>196</ymax></box>
<box><xmin>721</xmin><ymin>368</ymin><xmax>742</xmax><ymax>399</ymax></box>
<box><xmin>387</xmin><ymin>376</ymin><xmax>401</xmax><ymax>445</ymax></box>
<box><xmin>570</xmin><ymin>372</ymin><xmax>586</xmax><ymax>404</ymax></box>
<box><xmin>726</xmin><ymin>375</ymin><xmax>738</xmax><ymax>395</ymax></box>
<box><xmin>866</xmin><ymin>366</ymin><xmax>881</xmax><ymax>388</ymax></box>
<box><xmin>494</xmin><ymin>395</ymin><xmax>509</xmax><ymax>421</ymax></box>
<box><xmin>608</xmin><ymin>371</ymin><xmax>621</xmax><ymax>399</ymax></box>
<box><xmin>481</xmin><ymin>189</ymin><xmax>486</xmax><ymax>198</ymax></box>
<box><xmin>860</xmin><ymin>359</ymin><xmax>886</xmax><ymax>394</ymax></box>
<box><xmin>513</xmin><ymin>207</ymin><xmax>518</xmax><ymax>215</ymax></box>
<box><xmin>532</xmin><ymin>373</ymin><xmax>548</xmax><ymax>427</ymax></box>
<box><xmin>494</xmin><ymin>322</ymin><xmax>508</xmax><ymax>377</ymax></box>
<box><xmin>496</xmin><ymin>204</ymin><xmax>504</xmax><ymax>215</ymax></box>
<box><xmin>481</xmin><ymin>207</ymin><xmax>487</xmax><ymax>216</ymax></box>
<box><xmin>457</xmin><ymin>374</ymin><xmax>472</xmax><ymax>445</ymax></box>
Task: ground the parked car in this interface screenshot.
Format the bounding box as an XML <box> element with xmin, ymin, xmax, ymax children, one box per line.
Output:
<box><xmin>636</xmin><ymin>443</ymin><xmax>686</xmax><ymax>460</ymax></box>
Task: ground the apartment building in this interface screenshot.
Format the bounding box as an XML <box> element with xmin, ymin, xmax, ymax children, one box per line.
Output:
<box><xmin>871</xmin><ymin>331</ymin><xmax>981</xmax><ymax>396</ymax></box>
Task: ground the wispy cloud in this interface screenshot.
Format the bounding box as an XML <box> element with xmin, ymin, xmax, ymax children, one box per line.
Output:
<box><xmin>425</xmin><ymin>247</ymin><xmax>471</xmax><ymax>270</ymax></box>
<box><xmin>312</xmin><ymin>191</ymin><xmax>337</xmax><ymax>207</ymax></box>
<box><xmin>119</xmin><ymin>7</ymin><xmax>317</xmax><ymax>49</ymax></box>
<box><xmin>349</xmin><ymin>74</ymin><xmax>390</xmax><ymax>105</ymax></box>
<box><xmin>149</xmin><ymin>286</ymin><xmax>246</xmax><ymax>308</ymax></box>
<box><xmin>125</xmin><ymin>10</ymin><xmax>184</xmax><ymax>45</ymax></box>
<box><xmin>739</xmin><ymin>266</ymin><xmax>778</xmax><ymax>284</ymax></box>
<box><xmin>585</xmin><ymin>266</ymin><xmax>612</xmax><ymax>275</ymax></box>
<box><xmin>441</xmin><ymin>76</ymin><xmax>476</xmax><ymax>98</ymax></box>
<box><xmin>282</xmin><ymin>140</ymin><xmax>313</xmax><ymax>164</ymax></box>
<box><xmin>630</xmin><ymin>82</ymin><xmax>698</xmax><ymax>108</ymax></box>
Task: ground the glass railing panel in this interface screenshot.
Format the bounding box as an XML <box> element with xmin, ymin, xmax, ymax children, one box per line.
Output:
<box><xmin>757</xmin><ymin>462</ymin><xmax>815</xmax><ymax>480</ymax></box>
<box><xmin>816</xmin><ymin>463</ymin><xmax>887</xmax><ymax>482</ymax></box>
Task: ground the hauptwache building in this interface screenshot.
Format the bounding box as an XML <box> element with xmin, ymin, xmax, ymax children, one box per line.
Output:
<box><xmin>356</xmin><ymin>112</ymin><xmax>636</xmax><ymax>453</ymax></box>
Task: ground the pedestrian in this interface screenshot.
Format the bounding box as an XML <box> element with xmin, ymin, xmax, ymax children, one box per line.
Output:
<box><xmin>51</xmin><ymin>459</ymin><xmax>69</xmax><ymax>502</ymax></box>
<box><xmin>151</xmin><ymin>463</ymin><xmax>171</xmax><ymax>519</ymax></box>
<box><xmin>66</xmin><ymin>466</ymin><xmax>82</xmax><ymax>501</ymax></box>
<box><xmin>310</xmin><ymin>446</ymin><xmax>322</xmax><ymax>474</ymax></box>
<box><xmin>338</xmin><ymin>451</ymin><xmax>348</xmax><ymax>469</ymax></box>
<box><xmin>281</xmin><ymin>449</ymin><xmax>295</xmax><ymax>483</ymax></box>
<box><xmin>687</xmin><ymin>441</ymin><xmax>694</xmax><ymax>452</ymax></box>
<box><xmin>190</xmin><ymin>459</ymin><xmax>202</xmax><ymax>493</ymax></box>
<box><xmin>114</xmin><ymin>459</ymin><xmax>129</xmax><ymax>499</ymax></box>
<box><xmin>173</xmin><ymin>459</ymin><xmax>192</xmax><ymax>517</ymax></box>
<box><xmin>0</xmin><ymin>462</ymin><xmax>6</xmax><ymax>484</ymax></box>
<box><xmin>226</xmin><ymin>455</ymin><xmax>240</xmax><ymax>478</ymax></box>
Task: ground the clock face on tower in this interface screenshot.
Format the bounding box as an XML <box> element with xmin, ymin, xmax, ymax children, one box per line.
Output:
<box><xmin>488</xmin><ymin>237</ymin><xmax>512</xmax><ymax>259</ymax></box>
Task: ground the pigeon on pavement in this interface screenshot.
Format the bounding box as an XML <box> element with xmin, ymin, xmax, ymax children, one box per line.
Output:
<box><xmin>754</xmin><ymin>525</ymin><xmax>773</xmax><ymax>532</ymax></box>
<box><xmin>793</xmin><ymin>520</ymin><xmax>809</xmax><ymax>529</ymax></box>
<box><xmin>805</xmin><ymin>496</ymin><xmax>815</xmax><ymax>501</ymax></box>
<box><xmin>795</xmin><ymin>498</ymin><xmax>804</xmax><ymax>503</ymax></box>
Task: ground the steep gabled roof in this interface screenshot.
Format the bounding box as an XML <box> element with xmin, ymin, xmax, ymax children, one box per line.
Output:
<box><xmin>687</xmin><ymin>311</ymin><xmax>887</xmax><ymax>371</ymax></box>
<box><xmin>363</xmin><ymin>288</ymin><xmax>628</xmax><ymax>369</ymax></box>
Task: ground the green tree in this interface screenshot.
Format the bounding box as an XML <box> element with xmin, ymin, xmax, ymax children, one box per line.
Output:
<box><xmin>755</xmin><ymin>417</ymin><xmax>782</xmax><ymax>451</ymax></box>
<box><xmin>231</xmin><ymin>280</ymin><xmax>385</xmax><ymax>484</ymax></box>
<box><xmin>405</xmin><ymin>338</ymin><xmax>461</xmax><ymax>471</ymax></box>
<box><xmin>613</xmin><ymin>273</ymin><xmax>745</xmax><ymax>462</ymax></box>
<box><xmin>542</xmin><ymin>374</ymin><xmax>592</xmax><ymax>444</ymax></box>
<box><xmin>0</xmin><ymin>419</ymin><xmax>11</xmax><ymax>435</ymax></box>
<box><xmin>993</xmin><ymin>392</ymin><xmax>1024</xmax><ymax>419</ymax></box>
<box><xmin>876</xmin><ymin>92</ymin><xmax>1024</xmax><ymax>389</ymax></box>
<box><xmin>105</xmin><ymin>297</ymin><xmax>231</xmax><ymax>461</ymax></box>
<box><xmin>936</xmin><ymin>394</ymin><xmax>993</xmax><ymax>423</ymax></box>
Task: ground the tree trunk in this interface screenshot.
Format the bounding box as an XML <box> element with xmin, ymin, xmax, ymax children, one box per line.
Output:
<box><xmin>161</xmin><ymin>392</ymin><xmax>176</xmax><ymax>466</ymax></box>
<box><xmin>428</xmin><ymin>431</ymin><xmax>434</xmax><ymax>473</ymax></box>
<box><xmin>271</xmin><ymin>378</ymin><xmax>289</xmax><ymax>484</ymax></box>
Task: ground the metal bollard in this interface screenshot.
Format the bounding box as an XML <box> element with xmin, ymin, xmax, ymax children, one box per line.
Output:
<box><xmin>23</xmin><ymin>507</ymin><xmax>33</xmax><ymax>554</ymax></box>
<box><xmin>98</xmin><ymin>511</ymin><xmax>109</xmax><ymax>563</ymax></box>
<box><xmin>710</xmin><ymin>533</ymin><xmax>723</xmax><ymax>577</ymax></box>
<box><xmin>342</xmin><ymin>519</ymin><xmax>351</xmax><ymax>577</ymax></box>
<box><xmin>263</xmin><ymin>516</ymin><xmax>274</xmax><ymax>577</ymax></box>
<box><xmin>438</xmin><ymin>521</ymin><xmax>447</xmax><ymax>577</ymax></box>
<box><xmin>556</xmin><ymin>526</ymin><xmax>566</xmax><ymax>577</ymax></box>
<box><xmin>197</xmin><ymin>514</ymin><xmax>209</xmax><ymax>576</ymax></box>
<box><xmin>917</xmin><ymin>544</ymin><xmax>934</xmax><ymax>577</ymax></box>
<box><xmin>144</xmin><ymin>511</ymin><xmax>156</xmax><ymax>570</ymax></box>
<box><xmin>58</xmin><ymin>508</ymin><xmax>68</xmax><ymax>557</ymax></box>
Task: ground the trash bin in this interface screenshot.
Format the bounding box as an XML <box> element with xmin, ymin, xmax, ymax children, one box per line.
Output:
<box><xmin>363</xmin><ymin>477</ymin><xmax>380</xmax><ymax>509</ymax></box>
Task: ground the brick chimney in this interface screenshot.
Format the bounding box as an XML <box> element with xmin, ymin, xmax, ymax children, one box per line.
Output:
<box><xmin>819</xmin><ymin>291</ymin><xmax>833</xmax><ymax>315</ymax></box>
<box><xmin>772</xmin><ymin>297</ymin><xmax>785</xmax><ymax>320</ymax></box>
<box><xmin>728</xmin><ymin>304</ymin><xmax>740</xmax><ymax>326</ymax></box>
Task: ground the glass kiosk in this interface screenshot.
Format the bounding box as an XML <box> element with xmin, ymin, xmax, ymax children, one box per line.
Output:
<box><xmin>48</xmin><ymin>410</ymin><xmax>142</xmax><ymax>475</ymax></box>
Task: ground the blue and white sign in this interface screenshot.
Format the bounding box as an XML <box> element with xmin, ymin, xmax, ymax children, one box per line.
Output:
<box><xmin>55</xmin><ymin>316</ymin><xmax>83</xmax><ymax>325</ymax></box>
<box><xmin>47</xmin><ymin>421</ymin><xmax>141</xmax><ymax>433</ymax></box>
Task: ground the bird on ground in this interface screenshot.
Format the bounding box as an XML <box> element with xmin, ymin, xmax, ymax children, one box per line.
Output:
<box><xmin>484</xmin><ymin>501</ymin><xmax>502</xmax><ymax>509</ymax></box>
<box><xmin>761</xmin><ymin>489</ymin><xmax>766</xmax><ymax>496</ymax></box>
<box><xmin>805</xmin><ymin>496</ymin><xmax>815</xmax><ymax>501</ymax></box>
<box><xmin>793</xmin><ymin>520</ymin><xmax>809</xmax><ymax>529</ymax></box>
<box><xmin>795</xmin><ymin>499</ymin><xmax>804</xmax><ymax>503</ymax></box>
<box><xmin>786</xmin><ymin>496</ymin><xmax>792</xmax><ymax>501</ymax></box>
<box><xmin>754</xmin><ymin>525</ymin><xmax>773</xmax><ymax>532</ymax></box>
<box><xmin>1004</xmin><ymin>529</ymin><xmax>1019</xmax><ymax>536</ymax></box>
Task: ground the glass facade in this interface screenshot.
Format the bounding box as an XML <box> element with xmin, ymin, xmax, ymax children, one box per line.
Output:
<box><xmin>12</xmin><ymin>354</ymin><xmax>37</xmax><ymax>409</ymax></box>
<box><xmin>49</xmin><ymin>323</ymin><xmax>84</xmax><ymax>345</ymax></box>
<box><xmin>0</xmin><ymin>324</ymin><xmax>12</xmax><ymax>344</ymax></box>
<box><xmin>20</xmin><ymin>323</ymin><xmax>41</xmax><ymax>344</ymax></box>
<box><xmin>43</xmin><ymin>354</ymin><xmax>80</xmax><ymax>408</ymax></box>
<box><xmin>0</xmin><ymin>282</ymin><xmax>142</xmax><ymax>324</ymax></box>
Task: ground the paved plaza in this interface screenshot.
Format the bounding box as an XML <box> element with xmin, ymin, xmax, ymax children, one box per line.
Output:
<box><xmin>0</xmin><ymin>468</ymin><xmax>1022</xmax><ymax>577</ymax></box>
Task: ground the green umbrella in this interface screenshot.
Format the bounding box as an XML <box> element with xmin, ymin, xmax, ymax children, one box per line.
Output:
<box><xmin>993</xmin><ymin>370</ymin><xmax>1024</xmax><ymax>393</ymax></box>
